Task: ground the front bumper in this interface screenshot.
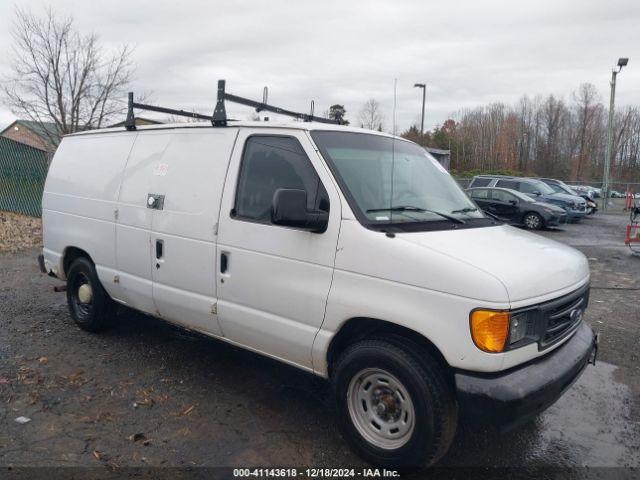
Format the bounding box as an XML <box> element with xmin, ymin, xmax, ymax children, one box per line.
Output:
<box><xmin>545</xmin><ymin>212</ymin><xmax>567</xmax><ymax>226</ymax></box>
<box><xmin>566</xmin><ymin>208</ymin><xmax>587</xmax><ymax>221</ymax></box>
<box><xmin>455</xmin><ymin>322</ymin><xmax>597</xmax><ymax>429</ymax></box>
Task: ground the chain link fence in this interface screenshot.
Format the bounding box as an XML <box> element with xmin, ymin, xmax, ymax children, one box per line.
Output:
<box><xmin>0</xmin><ymin>137</ymin><xmax>50</xmax><ymax>217</ymax></box>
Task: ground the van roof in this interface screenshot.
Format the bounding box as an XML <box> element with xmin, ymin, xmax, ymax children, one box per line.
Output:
<box><xmin>67</xmin><ymin>120</ymin><xmax>400</xmax><ymax>140</ymax></box>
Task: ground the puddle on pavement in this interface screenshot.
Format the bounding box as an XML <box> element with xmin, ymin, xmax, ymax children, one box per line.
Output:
<box><xmin>442</xmin><ymin>361</ymin><xmax>640</xmax><ymax>468</ymax></box>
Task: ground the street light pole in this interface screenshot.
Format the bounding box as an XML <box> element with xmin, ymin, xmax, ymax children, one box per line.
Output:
<box><xmin>414</xmin><ymin>83</ymin><xmax>426</xmax><ymax>145</ymax></box>
<box><xmin>602</xmin><ymin>57</ymin><xmax>628</xmax><ymax>211</ymax></box>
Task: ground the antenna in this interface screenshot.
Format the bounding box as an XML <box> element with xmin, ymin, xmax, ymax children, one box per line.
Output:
<box><xmin>390</xmin><ymin>78</ymin><xmax>397</xmax><ymax>222</ymax></box>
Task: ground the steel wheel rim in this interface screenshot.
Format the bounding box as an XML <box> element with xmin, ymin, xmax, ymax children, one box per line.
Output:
<box><xmin>525</xmin><ymin>214</ymin><xmax>541</xmax><ymax>229</ymax></box>
<box><xmin>71</xmin><ymin>272</ymin><xmax>93</xmax><ymax>320</ymax></box>
<box><xmin>347</xmin><ymin>368</ymin><xmax>415</xmax><ymax>450</ymax></box>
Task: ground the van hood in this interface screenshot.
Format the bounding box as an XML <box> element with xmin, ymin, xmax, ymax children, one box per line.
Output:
<box><xmin>398</xmin><ymin>224</ymin><xmax>589</xmax><ymax>303</ymax></box>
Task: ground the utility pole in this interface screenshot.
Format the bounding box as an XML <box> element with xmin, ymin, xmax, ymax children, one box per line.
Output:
<box><xmin>414</xmin><ymin>83</ymin><xmax>426</xmax><ymax>145</ymax></box>
<box><xmin>602</xmin><ymin>58</ymin><xmax>628</xmax><ymax>211</ymax></box>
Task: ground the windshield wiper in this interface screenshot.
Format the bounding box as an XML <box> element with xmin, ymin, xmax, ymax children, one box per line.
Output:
<box><xmin>451</xmin><ymin>207</ymin><xmax>478</xmax><ymax>214</ymax></box>
<box><xmin>367</xmin><ymin>205</ymin><xmax>425</xmax><ymax>213</ymax></box>
<box><xmin>366</xmin><ymin>206</ymin><xmax>465</xmax><ymax>224</ymax></box>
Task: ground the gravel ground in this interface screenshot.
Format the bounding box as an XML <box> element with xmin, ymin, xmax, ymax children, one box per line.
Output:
<box><xmin>0</xmin><ymin>205</ymin><xmax>639</xmax><ymax>478</ymax></box>
<box><xmin>0</xmin><ymin>212</ymin><xmax>42</xmax><ymax>254</ymax></box>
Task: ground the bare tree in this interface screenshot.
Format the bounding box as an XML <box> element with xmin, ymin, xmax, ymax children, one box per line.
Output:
<box><xmin>419</xmin><ymin>85</ymin><xmax>640</xmax><ymax>182</ymax></box>
<box><xmin>358</xmin><ymin>98</ymin><xmax>383</xmax><ymax>130</ymax></box>
<box><xmin>571</xmin><ymin>83</ymin><xmax>602</xmax><ymax>179</ymax></box>
<box><xmin>1</xmin><ymin>7</ymin><xmax>135</xmax><ymax>147</ymax></box>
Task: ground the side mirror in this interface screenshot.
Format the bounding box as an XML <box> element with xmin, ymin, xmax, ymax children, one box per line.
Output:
<box><xmin>509</xmin><ymin>200</ymin><xmax>518</xmax><ymax>205</ymax></box>
<box><xmin>532</xmin><ymin>190</ymin><xmax>541</xmax><ymax>196</ymax></box>
<box><xmin>271</xmin><ymin>188</ymin><xmax>328</xmax><ymax>233</ymax></box>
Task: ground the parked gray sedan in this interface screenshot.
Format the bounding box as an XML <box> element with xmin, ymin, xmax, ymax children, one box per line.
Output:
<box><xmin>467</xmin><ymin>187</ymin><xmax>568</xmax><ymax>229</ymax></box>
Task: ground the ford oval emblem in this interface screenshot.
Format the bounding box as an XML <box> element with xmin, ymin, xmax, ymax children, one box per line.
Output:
<box><xmin>570</xmin><ymin>308</ymin><xmax>583</xmax><ymax>323</ymax></box>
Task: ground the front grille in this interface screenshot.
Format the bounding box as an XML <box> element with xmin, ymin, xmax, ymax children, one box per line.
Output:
<box><xmin>538</xmin><ymin>284</ymin><xmax>590</xmax><ymax>349</ymax></box>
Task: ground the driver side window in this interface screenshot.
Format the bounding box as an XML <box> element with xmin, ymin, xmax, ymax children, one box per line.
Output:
<box><xmin>234</xmin><ymin>136</ymin><xmax>329</xmax><ymax>224</ymax></box>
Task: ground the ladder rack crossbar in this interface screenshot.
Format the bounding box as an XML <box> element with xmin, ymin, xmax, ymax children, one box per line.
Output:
<box><xmin>124</xmin><ymin>79</ymin><xmax>341</xmax><ymax>130</ymax></box>
<box><xmin>222</xmin><ymin>91</ymin><xmax>338</xmax><ymax>124</ymax></box>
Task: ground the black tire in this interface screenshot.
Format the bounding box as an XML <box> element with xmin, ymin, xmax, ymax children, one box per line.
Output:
<box><xmin>66</xmin><ymin>257</ymin><xmax>115</xmax><ymax>332</ymax></box>
<box><xmin>332</xmin><ymin>338</ymin><xmax>457</xmax><ymax>469</ymax></box>
<box><xmin>523</xmin><ymin>211</ymin><xmax>544</xmax><ymax>230</ymax></box>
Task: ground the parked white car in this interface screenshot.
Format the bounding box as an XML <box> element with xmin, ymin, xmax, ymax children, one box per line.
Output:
<box><xmin>40</xmin><ymin>120</ymin><xmax>597</xmax><ymax>468</ymax></box>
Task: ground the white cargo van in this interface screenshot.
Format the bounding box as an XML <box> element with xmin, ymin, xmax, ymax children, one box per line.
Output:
<box><xmin>39</xmin><ymin>86</ymin><xmax>597</xmax><ymax>468</ymax></box>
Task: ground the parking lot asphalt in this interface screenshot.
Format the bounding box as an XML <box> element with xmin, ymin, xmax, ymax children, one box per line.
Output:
<box><xmin>1</xmin><ymin>205</ymin><xmax>639</xmax><ymax>478</ymax></box>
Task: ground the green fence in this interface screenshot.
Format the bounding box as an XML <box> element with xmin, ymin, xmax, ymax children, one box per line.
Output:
<box><xmin>0</xmin><ymin>136</ymin><xmax>50</xmax><ymax>217</ymax></box>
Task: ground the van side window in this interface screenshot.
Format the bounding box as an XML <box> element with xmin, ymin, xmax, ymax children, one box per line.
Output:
<box><xmin>234</xmin><ymin>136</ymin><xmax>329</xmax><ymax>224</ymax></box>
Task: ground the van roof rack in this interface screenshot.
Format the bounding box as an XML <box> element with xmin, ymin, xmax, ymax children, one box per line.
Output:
<box><xmin>124</xmin><ymin>79</ymin><xmax>341</xmax><ymax>130</ymax></box>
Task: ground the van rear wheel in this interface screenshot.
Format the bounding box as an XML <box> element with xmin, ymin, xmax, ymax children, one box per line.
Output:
<box><xmin>332</xmin><ymin>339</ymin><xmax>457</xmax><ymax>469</ymax></box>
<box><xmin>66</xmin><ymin>257</ymin><xmax>115</xmax><ymax>332</ymax></box>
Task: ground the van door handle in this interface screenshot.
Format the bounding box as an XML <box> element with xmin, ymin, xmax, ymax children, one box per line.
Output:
<box><xmin>220</xmin><ymin>252</ymin><xmax>228</xmax><ymax>274</ymax></box>
<box><xmin>156</xmin><ymin>239</ymin><xmax>164</xmax><ymax>260</ymax></box>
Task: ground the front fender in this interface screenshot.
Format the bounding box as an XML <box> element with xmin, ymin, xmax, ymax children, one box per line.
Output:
<box><xmin>312</xmin><ymin>269</ymin><xmax>511</xmax><ymax>377</ymax></box>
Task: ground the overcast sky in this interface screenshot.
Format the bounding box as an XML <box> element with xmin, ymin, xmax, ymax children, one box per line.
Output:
<box><xmin>1</xmin><ymin>0</ymin><xmax>639</xmax><ymax>133</ymax></box>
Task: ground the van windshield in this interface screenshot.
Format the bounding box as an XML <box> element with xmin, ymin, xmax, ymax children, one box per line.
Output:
<box><xmin>311</xmin><ymin>131</ymin><xmax>492</xmax><ymax>231</ymax></box>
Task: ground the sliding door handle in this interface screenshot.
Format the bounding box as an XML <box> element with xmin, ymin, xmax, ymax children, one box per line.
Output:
<box><xmin>156</xmin><ymin>239</ymin><xmax>164</xmax><ymax>259</ymax></box>
<box><xmin>220</xmin><ymin>252</ymin><xmax>228</xmax><ymax>274</ymax></box>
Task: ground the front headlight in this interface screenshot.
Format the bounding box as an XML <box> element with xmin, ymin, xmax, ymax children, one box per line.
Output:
<box><xmin>508</xmin><ymin>312</ymin><xmax>528</xmax><ymax>344</ymax></box>
<box><xmin>470</xmin><ymin>309</ymin><xmax>538</xmax><ymax>353</ymax></box>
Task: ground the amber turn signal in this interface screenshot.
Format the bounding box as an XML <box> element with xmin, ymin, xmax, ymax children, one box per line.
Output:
<box><xmin>470</xmin><ymin>310</ymin><xmax>510</xmax><ymax>353</ymax></box>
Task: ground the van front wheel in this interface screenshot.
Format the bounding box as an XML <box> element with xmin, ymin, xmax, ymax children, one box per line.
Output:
<box><xmin>332</xmin><ymin>339</ymin><xmax>457</xmax><ymax>469</ymax></box>
<box><xmin>66</xmin><ymin>257</ymin><xmax>115</xmax><ymax>332</ymax></box>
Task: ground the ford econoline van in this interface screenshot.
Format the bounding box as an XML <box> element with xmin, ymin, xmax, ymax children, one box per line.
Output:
<box><xmin>40</xmin><ymin>120</ymin><xmax>597</xmax><ymax>468</ymax></box>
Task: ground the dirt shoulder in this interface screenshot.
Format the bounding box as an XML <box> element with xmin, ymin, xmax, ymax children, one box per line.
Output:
<box><xmin>0</xmin><ymin>211</ymin><xmax>42</xmax><ymax>254</ymax></box>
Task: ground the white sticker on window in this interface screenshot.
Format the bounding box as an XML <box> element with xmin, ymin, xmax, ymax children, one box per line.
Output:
<box><xmin>153</xmin><ymin>163</ymin><xmax>169</xmax><ymax>176</ymax></box>
<box><xmin>375</xmin><ymin>216</ymin><xmax>390</xmax><ymax>221</ymax></box>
